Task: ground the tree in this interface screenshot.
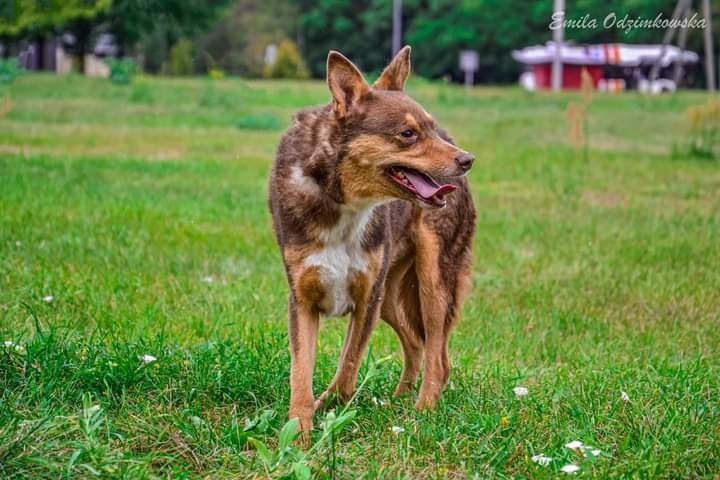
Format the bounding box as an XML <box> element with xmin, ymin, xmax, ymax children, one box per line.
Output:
<box><xmin>0</xmin><ymin>0</ymin><xmax>232</xmax><ymax>73</ymax></box>
<box><xmin>105</xmin><ymin>0</ymin><xmax>233</xmax><ymax>55</ymax></box>
<box><xmin>292</xmin><ymin>0</ymin><xmax>396</xmax><ymax>78</ymax></box>
<box><xmin>292</xmin><ymin>0</ymin><xmax>685</xmax><ymax>83</ymax></box>
<box><xmin>0</xmin><ymin>0</ymin><xmax>110</xmax><ymax>68</ymax></box>
<box><xmin>0</xmin><ymin>0</ymin><xmax>111</xmax><ymax>37</ymax></box>
<box><xmin>195</xmin><ymin>0</ymin><xmax>298</xmax><ymax>76</ymax></box>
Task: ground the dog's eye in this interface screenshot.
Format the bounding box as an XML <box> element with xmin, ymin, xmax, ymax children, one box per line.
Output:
<box><xmin>400</xmin><ymin>129</ymin><xmax>416</xmax><ymax>138</ymax></box>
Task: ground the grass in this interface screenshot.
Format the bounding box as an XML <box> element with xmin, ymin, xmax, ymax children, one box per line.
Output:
<box><xmin>0</xmin><ymin>73</ymin><xmax>719</xmax><ymax>479</ymax></box>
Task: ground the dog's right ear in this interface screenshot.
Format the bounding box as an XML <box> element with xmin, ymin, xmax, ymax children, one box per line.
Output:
<box><xmin>327</xmin><ymin>51</ymin><xmax>369</xmax><ymax>119</ymax></box>
<box><xmin>374</xmin><ymin>46</ymin><xmax>411</xmax><ymax>91</ymax></box>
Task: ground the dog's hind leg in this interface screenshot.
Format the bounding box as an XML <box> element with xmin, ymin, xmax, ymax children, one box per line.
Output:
<box><xmin>381</xmin><ymin>257</ymin><xmax>425</xmax><ymax>397</ymax></box>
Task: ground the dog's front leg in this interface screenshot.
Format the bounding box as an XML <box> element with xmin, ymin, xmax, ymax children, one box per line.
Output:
<box><xmin>287</xmin><ymin>296</ymin><xmax>319</xmax><ymax>441</ymax></box>
<box><xmin>316</xmin><ymin>251</ymin><xmax>387</xmax><ymax>409</ymax></box>
<box><xmin>414</xmin><ymin>222</ymin><xmax>456</xmax><ymax>410</ymax></box>
<box><xmin>315</xmin><ymin>303</ymin><xmax>380</xmax><ymax>408</ymax></box>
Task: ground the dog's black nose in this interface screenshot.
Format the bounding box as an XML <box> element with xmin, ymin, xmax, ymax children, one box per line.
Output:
<box><xmin>456</xmin><ymin>152</ymin><xmax>475</xmax><ymax>171</ymax></box>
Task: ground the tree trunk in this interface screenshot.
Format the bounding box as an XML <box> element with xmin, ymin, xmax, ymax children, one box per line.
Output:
<box><xmin>37</xmin><ymin>36</ymin><xmax>45</xmax><ymax>70</ymax></box>
<box><xmin>77</xmin><ymin>34</ymin><xmax>87</xmax><ymax>74</ymax></box>
<box><xmin>0</xmin><ymin>37</ymin><xmax>10</xmax><ymax>59</ymax></box>
<box><xmin>73</xmin><ymin>22</ymin><xmax>92</xmax><ymax>75</ymax></box>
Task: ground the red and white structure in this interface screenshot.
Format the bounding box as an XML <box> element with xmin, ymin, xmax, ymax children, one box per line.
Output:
<box><xmin>512</xmin><ymin>42</ymin><xmax>699</xmax><ymax>93</ymax></box>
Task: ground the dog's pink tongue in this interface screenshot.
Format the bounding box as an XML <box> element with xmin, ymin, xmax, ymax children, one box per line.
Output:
<box><xmin>403</xmin><ymin>170</ymin><xmax>457</xmax><ymax>199</ymax></box>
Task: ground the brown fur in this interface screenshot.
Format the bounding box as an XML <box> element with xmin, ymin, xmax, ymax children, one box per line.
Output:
<box><xmin>268</xmin><ymin>46</ymin><xmax>476</xmax><ymax>439</ymax></box>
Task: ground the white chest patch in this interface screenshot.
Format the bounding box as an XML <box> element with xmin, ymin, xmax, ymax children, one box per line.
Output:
<box><xmin>304</xmin><ymin>203</ymin><xmax>379</xmax><ymax>317</ymax></box>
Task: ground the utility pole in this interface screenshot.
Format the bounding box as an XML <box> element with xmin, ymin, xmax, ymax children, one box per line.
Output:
<box><xmin>392</xmin><ymin>0</ymin><xmax>402</xmax><ymax>56</ymax></box>
<box><xmin>701</xmin><ymin>0</ymin><xmax>716</xmax><ymax>92</ymax></box>
<box><xmin>552</xmin><ymin>0</ymin><xmax>565</xmax><ymax>91</ymax></box>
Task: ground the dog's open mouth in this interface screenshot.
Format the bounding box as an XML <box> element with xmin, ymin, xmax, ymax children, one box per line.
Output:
<box><xmin>387</xmin><ymin>166</ymin><xmax>457</xmax><ymax>207</ymax></box>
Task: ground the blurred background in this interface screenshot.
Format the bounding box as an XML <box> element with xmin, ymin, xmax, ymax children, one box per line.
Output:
<box><xmin>1</xmin><ymin>0</ymin><xmax>718</xmax><ymax>90</ymax></box>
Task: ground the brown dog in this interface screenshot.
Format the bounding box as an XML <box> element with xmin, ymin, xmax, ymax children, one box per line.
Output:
<box><xmin>268</xmin><ymin>46</ymin><xmax>475</xmax><ymax>437</ymax></box>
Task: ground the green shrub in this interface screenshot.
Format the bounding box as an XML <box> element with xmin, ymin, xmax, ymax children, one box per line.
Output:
<box><xmin>106</xmin><ymin>58</ymin><xmax>137</xmax><ymax>85</ymax></box>
<box><xmin>0</xmin><ymin>59</ymin><xmax>21</xmax><ymax>85</ymax></box>
<box><xmin>169</xmin><ymin>39</ymin><xmax>195</xmax><ymax>76</ymax></box>
<box><xmin>265</xmin><ymin>40</ymin><xmax>309</xmax><ymax>80</ymax></box>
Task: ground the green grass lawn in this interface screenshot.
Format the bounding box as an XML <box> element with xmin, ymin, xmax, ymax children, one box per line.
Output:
<box><xmin>1</xmin><ymin>73</ymin><xmax>719</xmax><ymax>479</ymax></box>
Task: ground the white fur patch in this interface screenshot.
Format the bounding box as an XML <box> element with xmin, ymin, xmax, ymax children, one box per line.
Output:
<box><xmin>289</xmin><ymin>165</ymin><xmax>319</xmax><ymax>194</ymax></box>
<box><xmin>304</xmin><ymin>202</ymin><xmax>380</xmax><ymax>317</ymax></box>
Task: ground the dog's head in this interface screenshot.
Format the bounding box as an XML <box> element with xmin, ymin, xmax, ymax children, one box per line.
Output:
<box><xmin>328</xmin><ymin>46</ymin><xmax>474</xmax><ymax>208</ymax></box>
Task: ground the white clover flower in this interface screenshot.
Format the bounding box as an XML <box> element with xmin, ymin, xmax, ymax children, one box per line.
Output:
<box><xmin>531</xmin><ymin>453</ymin><xmax>552</xmax><ymax>466</ymax></box>
<box><xmin>590</xmin><ymin>448</ymin><xmax>601</xmax><ymax>456</ymax></box>
<box><xmin>3</xmin><ymin>340</ymin><xmax>25</xmax><ymax>354</ymax></box>
<box><xmin>564</xmin><ymin>440</ymin><xmax>584</xmax><ymax>450</ymax></box>
<box><xmin>513</xmin><ymin>386</ymin><xmax>529</xmax><ymax>397</ymax></box>
<box><xmin>43</xmin><ymin>295</ymin><xmax>54</xmax><ymax>303</ymax></box>
<box><xmin>621</xmin><ymin>390</ymin><xmax>630</xmax><ymax>402</ymax></box>
<box><xmin>15</xmin><ymin>240</ymin><xmax>22</xmax><ymax>247</ymax></box>
<box><xmin>140</xmin><ymin>354</ymin><xmax>157</xmax><ymax>364</ymax></box>
<box><xmin>390</xmin><ymin>426</ymin><xmax>404</xmax><ymax>434</ymax></box>
<box><xmin>561</xmin><ymin>464</ymin><xmax>580</xmax><ymax>474</ymax></box>
<box><xmin>201</xmin><ymin>276</ymin><xmax>214</xmax><ymax>284</ymax></box>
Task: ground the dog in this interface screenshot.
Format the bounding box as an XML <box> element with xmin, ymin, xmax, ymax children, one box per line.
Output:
<box><xmin>268</xmin><ymin>46</ymin><xmax>476</xmax><ymax>437</ymax></box>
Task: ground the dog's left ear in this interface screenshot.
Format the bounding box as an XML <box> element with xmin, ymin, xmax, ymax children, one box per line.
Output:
<box><xmin>327</xmin><ymin>51</ymin><xmax>370</xmax><ymax>119</ymax></box>
<box><xmin>374</xmin><ymin>45</ymin><xmax>411</xmax><ymax>91</ymax></box>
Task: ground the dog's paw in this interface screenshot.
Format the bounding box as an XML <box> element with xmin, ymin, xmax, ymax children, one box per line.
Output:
<box><xmin>288</xmin><ymin>408</ymin><xmax>314</xmax><ymax>446</ymax></box>
<box><xmin>393</xmin><ymin>381</ymin><xmax>416</xmax><ymax>398</ymax></box>
<box><xmin>298</xmin><ymin>427</ymin><xmax>312</xmax><ymax>447</ymax></box>
<box><xmin>414</xmin><ymin>394</ymin><xmax>439</xmax><ymax>410</ymax></box>
<box><xmin>314</xmin><ymin>389</ymin><xmax>338</xmax><ymax>411</ymax></box>
<box><xmin>315</xmin><ymin>385</ymin><xmax>353</xmax><ymax>411</ymax></box>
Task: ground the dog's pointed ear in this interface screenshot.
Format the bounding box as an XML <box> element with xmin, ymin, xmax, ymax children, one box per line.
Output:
<box><xmin>374</xmin><ymin>45</ymin><xmax>411</xmax><ymax>91</ymax></box>
<box><xmin>327</xmin><ymin>51</ymin><xmax>369</xmax><ymax>119</ymax></box>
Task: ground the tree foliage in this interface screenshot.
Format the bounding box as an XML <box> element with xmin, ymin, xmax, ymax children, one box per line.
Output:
<box><xmin>292</xmin><ymin>0</ymin><xmax>706</xmax><ymax>83</ymax></box>
<box><xmin>0</xmin><ymin>0</ymin><xmax>232</xmax><ymax>69</ymax></box>
<box><xmin>1</xmin><ymin>0</ymin><xmax>717</xmax><ymax>83</ymax></box>
<box><xmin>195</xmin><ymin>0</ymin><xmax>299</xmax><ymax>76</ymax></box>
<box><xmin>105</xmin><ymin>0</ymin><xmax>233</xmax><ymax>53</ymax></box>
<box><xmin>0</xmin><ymin>0</ymin><xmax>111</xmax><ymax>37</ymax></box>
